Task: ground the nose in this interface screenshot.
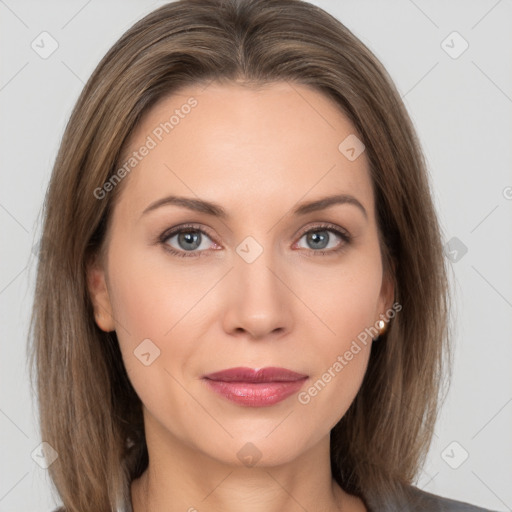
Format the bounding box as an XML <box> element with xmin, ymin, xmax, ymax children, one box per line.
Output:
<box><xmin>221</xmin><ymin>245</ymin><xmax>294</xmax><ymax>341</ymax></box>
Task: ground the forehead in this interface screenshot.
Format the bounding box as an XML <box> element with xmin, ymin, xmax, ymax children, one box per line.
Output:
<box><xmin>115</xmin><ymin>81</ymin><xmax>374</xmax><ymax>220</ymax></box>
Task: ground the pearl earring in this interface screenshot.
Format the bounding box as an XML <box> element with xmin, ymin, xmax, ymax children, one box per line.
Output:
<box><xmin>373</xmin><ymin>319</ymin><xmax>388</xmax><ymax>341</ymax></box>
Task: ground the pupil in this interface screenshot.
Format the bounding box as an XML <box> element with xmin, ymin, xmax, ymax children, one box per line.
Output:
<box><xmin>308</xmin><ymin>231</ymin><xmax>328</xmax><ymax>249</ymax></box>
<box><xmin>179</xmin><ymin>231</ymin><xmax>201</xmax><ymax>250</ymax></box>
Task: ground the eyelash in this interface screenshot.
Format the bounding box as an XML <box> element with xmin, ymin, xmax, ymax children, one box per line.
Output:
<box><xmin>158</xmin><ymin>222</ymin><xmax>352</xmax><ymax>258</ymax></box>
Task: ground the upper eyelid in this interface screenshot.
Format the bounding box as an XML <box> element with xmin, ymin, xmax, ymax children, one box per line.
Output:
<box><xmin>296</xmin><ymin>223</ymin><xmax>349</xmax><ymax>238</ymax></box>
<box><xmin>160</xmin><ymin>223</ymin><xmax>216</xmax><ymax>242</ymax></box>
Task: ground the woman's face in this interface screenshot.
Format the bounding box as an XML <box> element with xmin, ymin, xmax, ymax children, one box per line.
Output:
<box><xmin>89</xmin><ymin>81</ymin><xmax>393</xmax><ymax>468</ymax></box>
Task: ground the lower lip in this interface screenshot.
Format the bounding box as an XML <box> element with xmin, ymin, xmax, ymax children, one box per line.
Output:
<box><xmin>203</xmin><ymin>378</ymin><xmax>307</xmax><ymax>407</ymax></box>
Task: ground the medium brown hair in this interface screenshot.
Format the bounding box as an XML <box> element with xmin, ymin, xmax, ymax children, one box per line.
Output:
<box><xmin>29</xmin><ymin>0</ymin><xmax>451</xmax><ymax>510</ymax></box>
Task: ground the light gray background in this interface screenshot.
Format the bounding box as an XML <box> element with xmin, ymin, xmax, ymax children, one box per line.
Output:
<box><xmin>1</xmin><ymin>0</ymin><xmax>511</xmax><ymax>510</ymax></box>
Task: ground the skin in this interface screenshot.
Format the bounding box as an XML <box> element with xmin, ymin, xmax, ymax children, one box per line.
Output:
<box><xmin>88</xmin><ymin>81</ymin><xmax>394</xmax><ymax>512</ymax></box>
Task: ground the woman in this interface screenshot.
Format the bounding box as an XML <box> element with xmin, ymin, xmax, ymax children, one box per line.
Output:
<box><xmin>29</xmin><ymin>0</ymin><xmax>496</xmax><ymax>510</ymax></box>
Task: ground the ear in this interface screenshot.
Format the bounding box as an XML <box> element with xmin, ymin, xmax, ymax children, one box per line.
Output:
<box><xmin>377</xmin><ymin>265</ymin><xmax>396</xmax><ymax>321</ymax></box>
<box><xmin>86</xmin><ymin>254</ymin><xmax>116</xmax><ymax>332</ymax></box>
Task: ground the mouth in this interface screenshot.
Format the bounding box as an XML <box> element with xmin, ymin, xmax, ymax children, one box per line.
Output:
<box><xmin>201</xmin><ymin>367</ymin><xmax>308</xmax><ymax>407</ymax></box>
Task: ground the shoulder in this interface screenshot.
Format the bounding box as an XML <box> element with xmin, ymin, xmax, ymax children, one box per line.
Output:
<box><xmin>51</xmin><ymin>505</ymin><xmax>130</xmax><ymax>512</ymax></box>
<box><xmin>398</xmin><ymin>484</ymin><xmax>499</xmax><ymax>512</ymax></box>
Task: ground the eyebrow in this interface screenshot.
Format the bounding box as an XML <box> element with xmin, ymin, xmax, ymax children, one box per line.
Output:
<box><xmin>141</xmin><ymin>193</ymin><xmax>367</xmax><ymax>220</ymax></box>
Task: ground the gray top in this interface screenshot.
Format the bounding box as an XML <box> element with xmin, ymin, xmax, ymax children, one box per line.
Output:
<box><xmin>363</xmin><ymin>484</ymin><xmax>499</xmax><ymax>511</ymax></box>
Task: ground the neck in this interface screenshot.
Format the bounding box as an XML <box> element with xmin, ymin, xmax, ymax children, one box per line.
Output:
<box><xmin>129</xmin><ymin>406</ymin><xmax>367</xmax><ymax>512</ymax></box>
<box><xmin>130</xmin><ymin>427</ymin><xmax>363</xmax><ymax>512</ymax></box>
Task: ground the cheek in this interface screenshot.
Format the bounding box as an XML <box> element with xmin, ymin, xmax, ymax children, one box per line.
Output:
<box><xmin>292</xmin><ymin>253</ymin><xmax>382</xmax><ymax>420</ymax></box>
<box><xmin>106</xmin><ymin>242</ymin><xmax>217</xmax><ymax>342</ymax></box>
<box><xmin>104</xmin><ymin>244</ymin><xmax>202</xmax><ymax>388</ymax></box>
<box><xmin>295</xmin><ymin>251</ymin><xmax>383</xmax><ymax>350</ymax></box>
<box><xmin>296</xmin><ymin>288</ymin><xmax>374</xmax><ymax>431</ymax></box>
<box><xmin>104</xmin><ymin>240</ymin><xmax>231</xmax><ymax>412</ymax></box>
<box><xmin>105</xmin><ymin>247</ymin><xmax>205</xmax><ymax>432</ymax></box>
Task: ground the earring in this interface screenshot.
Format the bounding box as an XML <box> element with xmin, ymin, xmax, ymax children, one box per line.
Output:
<box><xmin>373</xmin><ymin>319</ymin><xmax>387</xmax><ymax>341</ymax></box>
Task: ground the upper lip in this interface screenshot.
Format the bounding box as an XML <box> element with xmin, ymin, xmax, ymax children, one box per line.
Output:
<box><xmin>202</xmin><ymin>367</ymin><xmax>308</xmax><ymax>382</ymax></box>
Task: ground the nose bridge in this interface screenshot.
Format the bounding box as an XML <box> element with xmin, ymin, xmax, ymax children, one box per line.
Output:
<box><xmin>222</xmin><ymin>233</ymin><xmax>292</xmax><ymax>337</ymax></box>
<box><xmin>235</xmin><ymin>234</ymin><xmax>282</xmax><ymax>304</ymax></box>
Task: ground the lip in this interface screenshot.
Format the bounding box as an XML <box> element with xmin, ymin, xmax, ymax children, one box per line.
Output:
<box><xmin>203</xmin><ymin>367</ymin><xmax>307</xmax><ymax>382</ymax></box>
<box><xmin>202</xmin><ymin>367</ymin><xmax>308</xmax><ymax>407</ymax></box>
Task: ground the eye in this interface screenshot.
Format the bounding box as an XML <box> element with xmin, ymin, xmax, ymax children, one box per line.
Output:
<box><xmin>294</xmin><ymin>223</ymin><xmax>351</xmax><ymax>256</ymax></box>
<box><xmin>160</xmin><ymin>224</ymin><xmax>218</xmax><ymax>258</ymax></box>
